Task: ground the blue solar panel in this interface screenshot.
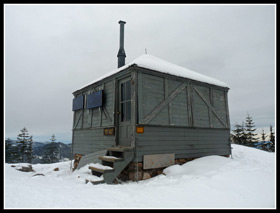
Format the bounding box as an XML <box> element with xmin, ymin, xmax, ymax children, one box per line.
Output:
<box><xmin>87</xmin><ymin>90</ymin><xmax>103</xmax><ymax>109</ymax></box>
<box><xmin>72</xmin><ymin>95</ymin><xmax>84</xmax><ymax>111</ymax></box>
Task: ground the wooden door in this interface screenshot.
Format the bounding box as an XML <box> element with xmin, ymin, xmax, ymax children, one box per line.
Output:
<box><xmin>117</xmin><ymin>77</ymin><xmax>132</xmax><ymax>147</ymax></box>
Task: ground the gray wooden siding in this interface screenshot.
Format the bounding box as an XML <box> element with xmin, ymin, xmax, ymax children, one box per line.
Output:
<box><xmin>72</xmin><ymin>81</ymin><xmax>115</xmax><ymax>130</ymax></box>
<box><xmin>212</xmin><ymin>89</ymin><xmax>227</xmax><ymax>128</ymax></box>
<box><xmin>73</xmin><ymin>110</ymin><xmax>83</xmax><ymax>129</ymax></box>
<box><xmin>72</xmin><ymin>129</ymin><xmax>115</xmax><ymax>155</ymax></box>
<box><xmin>137</xmin><ymin>69</ymin><xmax>229</xmax><ymax>129</ymax></box>
<box><xmin>72</xmin><ymin>78</ymin><xmax>116</xmax><ymax>156</ymax></box>
<box><xmin>134</xmin><ymin>126</ymin><xmax>231</xmax><ymax>162</ymax></box>
<box><xmin>193</xmin><ymin>85</ymin><xmax>210</xmax><ymax>128</ymax></box>
<box><xmin>141</xmin><ymin>74</ymin><xmax>169</xmax><ymax>125</ymax></box>
<box><xmin>72</xmin><ymin>68</ymin><xmax>136</xmax><ymax>155</ymax></box>
<box><xmin>168</xmin><ymin>79</ymin><xmax>189</xmax><ymax>126</ymax></box>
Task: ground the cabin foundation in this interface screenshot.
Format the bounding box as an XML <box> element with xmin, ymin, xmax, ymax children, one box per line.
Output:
<box><xmin>118</xmin><ymin>157</ymin><xmax>197</xmax><ymax>181</ymax></box>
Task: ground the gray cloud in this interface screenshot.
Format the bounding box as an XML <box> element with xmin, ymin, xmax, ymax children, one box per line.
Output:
<box><xmin>4</xmin><ymin>4</ymin><xmax>275</xmax><ymax>142</ymax></box>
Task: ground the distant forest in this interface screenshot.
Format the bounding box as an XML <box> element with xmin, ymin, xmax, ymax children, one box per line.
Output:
<box><xmin>5</xmin><ymin>127</ymin><xmax>71</xmax><ymax>164</ymax></box>
<box><xmin>231</xmin><ymin>114</ymin><xmax>275</xmax><ymax>152</ymax></box>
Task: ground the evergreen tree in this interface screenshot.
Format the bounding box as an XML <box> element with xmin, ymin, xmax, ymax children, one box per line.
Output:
<box><xmin>16</xmin><ymin>127</ymin><xmax>33</xmax><ymax>163</ymax></box>
<box><xmin>245</xmin><ymin>114</ymin><xmax>258</xmax><ymax>147</ymax></box>
<box><xmin>49</xmin><ymin>134</ymin><xmax>59</xmax><ymax>163</ymax></box>
<box><xmin>25</xmin><ymin>135</ymin><xmax>34</xmax><ymax>163</ymax></box>
<box><xmin>269</xmin><ymin>125</ymin><xmax>275</xmax><ymax>152</ymax></box>
<box><xmin>231</xmin><ymin>122</ymin><xmax>247</xmax><ymax>145</ymax></box>
<box><xmin>261</xmin><ymin>129</ymin><xmax>267</xmax><ymax>141</ymax></box>
<box><xmin>240</xmin><ymin>122</ymin><xmax>248</xmax><ymax>145</ymax></box>
<box><xmin>5</xmin><ymin>138</ymin><xmax>13</xmax><ymax>163</ymax></box>
<box><xmin>231</xmin><ymin>123</ymin><xmax>243</xmax><ymax>144</ymax></box>
<box><xmin>5</xmin><ymin>138</ymin><xmax>21</xmax><ymax>163</ymax></box>
<box><xmin>42</xmin><ymin>134</ymin><xmax>60</xmax><ymax>163</ymax></box>
<box><xmin>10</xmin><ymin>145</ymin><xmax>21</xmax><ymax>163</ymax></box>
<box><xmin>41</xmin><ymin>151</ymin><xmax>50</xmax><ymax>164</ymax></box>
<box><xmin>258</xmin><ymin>129</ymin><xmax>269</xmax><ymax>151</ymax></box>
<box><xmin>16</xmin><ymin>127</ymin><xmax>29</xmax><ymax>162</ymax></box>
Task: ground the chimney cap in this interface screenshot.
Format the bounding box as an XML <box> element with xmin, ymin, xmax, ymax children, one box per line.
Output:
<box><xmin>118</xmin><ymin>20</ymin><xmax>126</xmax><ymax>24</ymax></box>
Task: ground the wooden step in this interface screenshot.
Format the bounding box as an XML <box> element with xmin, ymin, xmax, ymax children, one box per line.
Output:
<box><xmin>107</xmin><ymin>146</ymin><xmax>134</xmax><ymax>152</ymax></box>
<box><xmin>89</xmin><ymin>165</ymin><xmax>113</xmax><ymax>173</ymax></box>
<box><xmin>99</xmin><ymin>156</ymin><xmax>122</xmax><ymax>162</ymax></box>
<box><xmin>88</xmin><ymin>163</ymin><xmax>114</xmax><ymax>177</ymax></box>
<box><xmin>85</xmin><ymin>179</ymin><xmax>105</xmax><ymax>185</ymax></box>
<box><xmin>77</xmin><ymin>149</ymin><xmax>107</xmax><ymax>170</ymax></box>
<box><xmin>84</xmin><ymin>147</ymin><xmax>135</xmax><ymax>184</ymax></box>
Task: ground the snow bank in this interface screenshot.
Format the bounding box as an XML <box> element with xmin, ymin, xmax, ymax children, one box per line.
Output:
<box><xmin>4</xmin><ymin>145</ymin><xmax>275</xmax><ymax>209</ymax></box>
<box><xmin>79</xmin><ymin>54</ymin><xmax>229</xmax><ymax>90</ymax></box>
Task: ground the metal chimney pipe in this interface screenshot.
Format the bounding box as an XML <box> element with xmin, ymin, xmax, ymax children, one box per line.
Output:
<box><xmin>117</xmin><ymin>20</ymin><xmax>126</xmax><ymax>68</ymax></box>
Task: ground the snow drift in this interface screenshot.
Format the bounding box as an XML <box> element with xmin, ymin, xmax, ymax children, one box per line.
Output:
<box><xmin>4</xmin><ymin>144</ymin><xmax>275</xmax><ymax>209</ymax></box>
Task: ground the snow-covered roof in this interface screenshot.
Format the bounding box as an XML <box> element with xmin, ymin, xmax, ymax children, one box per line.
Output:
<box><xmin>79</xmin><ymin>54</ymin><xmax>229</xmax><ymax>90</ymax></box>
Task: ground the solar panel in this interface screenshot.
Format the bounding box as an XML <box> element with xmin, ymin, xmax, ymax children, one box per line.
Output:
<box><xmin>72</xmin><ymin>95</ymin><xmax>84</xmax><ymax>111</ymax></box>
<box><xmin>87</xmin><ymin>90</ymin><xmax>103</xmax><ymax>109</ymax></box>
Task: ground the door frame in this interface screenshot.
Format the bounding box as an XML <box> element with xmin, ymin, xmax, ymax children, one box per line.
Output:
<box><xmin>115</xmin><ymin>75</ymin><xmax>132</xmax><ymax>147</ymax></box>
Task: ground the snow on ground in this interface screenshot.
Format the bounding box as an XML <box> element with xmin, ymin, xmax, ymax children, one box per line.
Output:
<box><xmin>4</xmin><ymin>144</ymin><xmax>275</xmax><ymax>209</ymax></box>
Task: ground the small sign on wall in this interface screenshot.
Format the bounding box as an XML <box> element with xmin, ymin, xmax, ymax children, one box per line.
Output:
<box><xmin>104</xmin><ymin>127</ymin><xmax>115</xmax><ymax>136</ymax></box>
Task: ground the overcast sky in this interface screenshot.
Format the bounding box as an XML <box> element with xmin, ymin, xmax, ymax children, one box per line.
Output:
<box><xmin>4</xmin><ymin>4</ymin><xmax>275</xmax><ymax>143</ymax></box>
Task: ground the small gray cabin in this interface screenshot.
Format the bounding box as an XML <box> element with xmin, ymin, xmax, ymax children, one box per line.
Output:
<box><xmin>71</xmin><ymin>21</ymin><xmax>231</xmax><ymax>184</ymax></box>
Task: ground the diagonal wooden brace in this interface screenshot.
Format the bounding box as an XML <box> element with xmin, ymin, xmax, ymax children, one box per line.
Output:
<box><xmin>193</xmin><ymin>87</ymin><xmax>228</xmax><ymax>128</ymax></box>
<box><xmin>73</xmin><ymin>110</ymin><xmax>83</xmax><ymax>129</ymax></box>
<box><xmin>91</xmin><ymin>88</ymin><xmax>112</xmax><ymax>123</ymax></box>
<box><xmin>143</xmin><ymin>83</ymin><xmax>187</xmax><ymax>124</ymax></box>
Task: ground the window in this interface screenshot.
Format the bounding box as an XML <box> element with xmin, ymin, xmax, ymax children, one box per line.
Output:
<box><xmin>72</xmin><ymin>95</ymin><xmax>84</xmax><ymax>111</ymax></box>
<box><xmin>120</xmin><ymin>80</ymin><xmax>131</xmax><ymax>121</ymax></box>
<box><xmin>87</xmin><ymin>90</ymin><xmax>103</xmax><ymax>109</ymax></box>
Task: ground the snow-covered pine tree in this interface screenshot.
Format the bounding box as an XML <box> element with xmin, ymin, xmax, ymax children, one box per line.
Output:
<box><xmin>245</xmin><ymin>114</ymin><xmax>258</xmax><ymax>147</ymax></box>
<box><xmin>41</xmin><ymin>150</ymin><xmax>51</xmax><ymax>164</ymax></box>
<box><xmin>5</xmin><ymin>138</ymin><xmax>13</xmax><ymax>163</ymax></box>
<box><xmin>240</xmin><ymin>122</ymin><xmax>248</xmax><ymax>146</ymax></box>
<box><xmin>259</xmin><ymin>129</ymin><xmax>269</xmax><ymax>151</ymax></box>
<box><xmin>50</xmin><ymin>134</ymin><xmax>59</xmax><ymax>163</ymax></box>
<box><xmin>5</xmin><ymin>138</ymin><xmax>20</xmax><ymax>163</ymax></box>
<box><xmin>25</xmin><ymin>135</ymin><xmax>34</xmax><ymax>163</ymax></box>
<box><xmin>261</xmin><ymin>129</ymin><xmax>267</xmax><ymax>141</ymax></box>
<box><xmin>16</xmin><ymin>127</ymin><xmax>32</xmax><ymax>163</ymax></box>
<box><xmin>231</xmin><ymin>122</ymin><xmax>248</xmax><ymax>145</ymax></box>
<box><xmin>10</xmin><ymin>145</ymin><xmax>21</xmax><ymax>163</ymax></box>
<box><xmin>42</xmin><ymin>134</ymin><xmax>60</xmax><ymax>163</ymax></box>
<box><xmin>231</xmin><ymin>123</ymin><xmax>243</xmax><ymax>144</ymax></box>
<box><xmin>269</xmin><ymin>125</ymin><xmax>275</xmax><ymax>152</ymax></box>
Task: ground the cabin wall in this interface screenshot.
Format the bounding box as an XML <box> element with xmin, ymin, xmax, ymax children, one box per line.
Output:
<box><xmin>72</xmin><ymin>79</ymin><xmax>116</xmax><ymax>155</ymax></box>
<box><xmin>72</xmin><ymin>129</ymin><xmax>115</xmax><ymax>155</ymax></box>
<box><xmin>137</xmin><ymin>67</ymin><xmax>230</xmax><ymax>128</ymax></box>
<box><xmin>71</xmin><ymin>68</ymin><xmax>136</xmax><ymax>156</ymax></box>
<box><xmin>135</xmin><ymin>67</ymin><xmax>231</xmax><ymax>162</ymax></box>
<box><xmin>134</xmin><ymin>126</ymin><xmax>231</xmax><ymax>162</ymax></box>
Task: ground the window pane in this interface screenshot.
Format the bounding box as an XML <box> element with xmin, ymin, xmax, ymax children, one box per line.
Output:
<box><xmin>121</xmin><ymin>103</ymin><xmax>125</xmax><ymax>121</ymax></box>
<box><xmin>121</xmin><ymin>83</ymin><xmax>125</xmax><ymax>101</ymax></box>
<box><xmin>126</xmin><ymin>101</ymin><xmax>131</xmax><ymax>121</ymax></box>
<box><xmin>126</xmin><ymin>81</ymin><xmax>131</xmax><ymax>101</ymax></box>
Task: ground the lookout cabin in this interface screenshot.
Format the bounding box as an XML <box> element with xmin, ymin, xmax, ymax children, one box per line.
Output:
<box><xmin>71</xmin><ymin>53</ymin><xmax>231</xmax><ymax>184</ymax></box>
<box><xmin>71</xmin><ymin>20</ymin><xmax>231</xmax><ymax>184</ymax></box>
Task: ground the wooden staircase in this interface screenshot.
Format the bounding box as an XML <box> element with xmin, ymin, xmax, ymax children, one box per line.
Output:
<box><xmin>87</xmin><ymin>146</ymin><xmax>134</xmax><ymax>184</ymax></box>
